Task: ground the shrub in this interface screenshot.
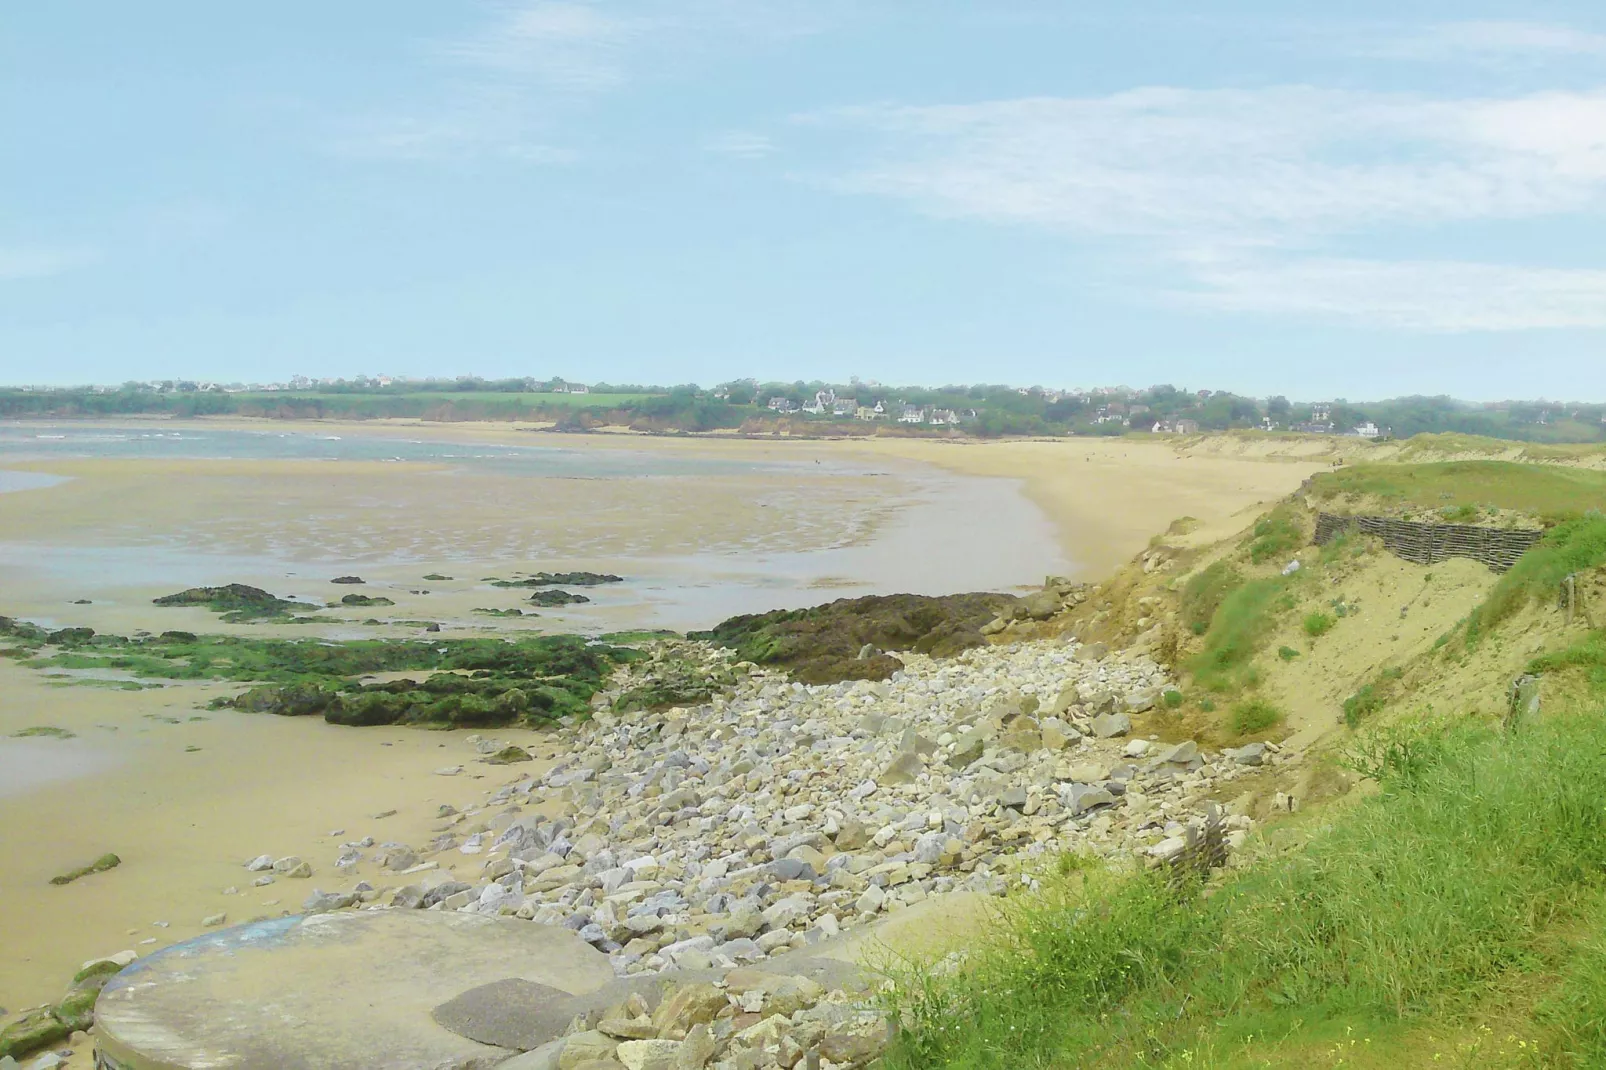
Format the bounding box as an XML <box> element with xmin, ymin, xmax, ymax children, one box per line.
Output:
<box><xmin>1229</xmin><ymin>699</ymin><xmax>1282</xmax><ymax>735</ymax></box>
<box><xmin>1277</xmin><ymin>645</ymin><xmax>1301</xmax><ymax>661</ymax></box>
<box><xmin>1162</xmin><ymin>689</ymin><xmax>1184</xmax><ymax>708</ymax></box>
<box><xmin>1303</xmin><ymin>611</ymin><xmax>1336</xmax><ymax>637</ymax></box>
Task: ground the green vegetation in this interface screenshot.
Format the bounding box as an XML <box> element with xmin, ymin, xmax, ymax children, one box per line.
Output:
<box><xmin>152</xmin><ymin>584</ymin><xmax>321</xmax><ymax>623</ymax></box>
<box><xmin>1468</xmin><ymin>514</ymin><xmax>1606</xmax><ymax>645</ymax></box>
<box><xmin>1277</xmin><ymin>645</ymin><xmax>1301</xmax><ymax>661</ymax></box>
<box><xmin>49</xmin><ymin>852</ymin><xmax>121</xmax><ymax>886</ymax></box>
<box><xmin>0</xmin><ymin>617</ymin><xmax>639</xmax><ymax>729</ymax></box>
<box><xmin>1303</xmin><ymin>610</ymin><xmax>1336</xmax><ymax>637</ymax></box>
<box><xmin>1310</xmin><ymin>461</ymin><xmax>1606</xmax><ymax>519</ymax></box>
<box><xmin>1343</xmin><ymin>667</ymin><xmax>1407</xmax><ymax>728</ymax></box>
<box><xmin>1180</xmin><ymin>561</ymin><xmax>1243</xmax><ymax>636</ymax></box>
<box><xmin>883</xmin><ymin>707</ymin><xmax>1606</xmax><ymax>1069</ymax></box>
<box><xmin>1186</xmin><ymin>577</ymin><xmax>1289</xmax><ymax>692</ymax></box>
<box><xmin>1530</xmin><ymin>629</ymin><xmax>1606</xmax><ymax>694</ymax></box>
<box><xmin>1248</xmin><ymin>505</ymin><xmax>1303</xmax><ymax>564</ymax></box>
<box><xmin>12</xmin><ymin>725</ymin><xmax>75</xmax><ymax>738</ymax></box>
<box><xmin>1162</xmin><ymin>689</ymin><xmax>1184</xmax><ymax>709</ymax></box>
<box><xmin>1229</xmin><ymin>698</ymin><xmax>1283</xmax><ymax>735</ymax></box>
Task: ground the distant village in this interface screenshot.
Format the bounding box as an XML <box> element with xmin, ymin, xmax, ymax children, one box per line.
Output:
<box><xmin>7</xmin><ymin>373</ymin><xmax>1604</xmax><ymax>443</ymax></box>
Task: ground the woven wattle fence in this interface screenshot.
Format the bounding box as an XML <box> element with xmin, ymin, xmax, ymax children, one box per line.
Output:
<box><xmin>1313</xmin><ymin>513</ymin><xmax>1542</xmax><ymax>573</ymax></box>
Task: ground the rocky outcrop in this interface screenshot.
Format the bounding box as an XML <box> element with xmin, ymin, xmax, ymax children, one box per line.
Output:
<box><xmin>690</xmin><ymin>593</ymin><xmax>1018</xmax><ymax>684</ymax></box>
<box><xmin>152</xmin><ymin>584</ymin><xmax>319</xmax><ymax>622</ymax></box>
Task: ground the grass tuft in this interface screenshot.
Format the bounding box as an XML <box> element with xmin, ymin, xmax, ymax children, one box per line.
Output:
<box><xmin>1229</xmin><ymin>698</ymin><xmax>1283</xmax><ymax>735</ymax></box>
<box><xmin>1303</xmin><ymin>610</ymin><xmax>1337</xmax><ymax>638</ymax></box>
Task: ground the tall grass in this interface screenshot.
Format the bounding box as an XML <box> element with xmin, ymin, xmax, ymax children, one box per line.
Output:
<box><xmin>1186</xmin><ymin>577</ymin><xmax>1289</xmax><ymax>691</ymax></box>
<box><xmin>882</xmin><ymin>707</ymin><xmax>1606</xmax><ymax>1069</ymax></box>
<box><xmin>1180</xmin><ymin>561</ymin><xmax>1243</xmax><ymax>636</ymax></box>
<box><xmin>1467</xmin><ymin>514</ymin><xmax>1606</xmax><ymax>645</ymax></box>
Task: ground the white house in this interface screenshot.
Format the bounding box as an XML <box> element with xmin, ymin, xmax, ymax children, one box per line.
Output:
<box><xmin>899</xmin><ymin>406</ymin><xmax>927</xmax><ymax>424</ymax></box>
<box><xmin>768</xmin><ymin>397</ymin><xmax>797</xmax><ymax>413</ymax></box>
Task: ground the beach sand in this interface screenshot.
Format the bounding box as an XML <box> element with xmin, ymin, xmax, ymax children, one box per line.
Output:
<box><xmin>0</xmin><ymin>420</ymin><xmax>1327</xmax><ymax>1010</ymax></box>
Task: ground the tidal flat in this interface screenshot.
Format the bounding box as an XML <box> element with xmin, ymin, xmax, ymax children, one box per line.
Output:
<box><xmin>0</xmin><ymin>419</ymin><xmax>1321</xmax><ymax>1014</ymax></box>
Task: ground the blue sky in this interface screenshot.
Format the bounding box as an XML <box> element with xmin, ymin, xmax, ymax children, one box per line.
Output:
<box><xmin>4</xmin><ymin>2</ymin><xmax>1606</xmax><ymax>400</ymax></box>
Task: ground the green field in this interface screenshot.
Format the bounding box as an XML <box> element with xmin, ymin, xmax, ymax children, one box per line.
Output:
<box><xmin>1310</xmin><ymin>460</ymin><xmax>1606</xmax><ymax>519</ymax></box>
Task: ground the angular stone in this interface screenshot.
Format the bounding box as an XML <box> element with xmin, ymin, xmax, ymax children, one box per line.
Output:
<box><xmin>651</xmin><ymin>983</ymin><xmax>728</xmax><ymax>1039</ymax></box>
<box><xmin>559</xmin><ymin>1031</ymin><xmax>619</xmax><ymax>1069</ymax></box>
<box><xmin>1155</xmin><ymin>741</ymin><xmax>1199</xmax><ymax>765</ymax></box>
<box><xmin>617</xmin><ymin>1039</ymin><xmax>680</xmax><ymax>1070</ymax></box>
<box><xmin>1225</xmin><ymin>742</ymin><xmax>1266</xmax><ymax>765</ymax></box>
<box><xmin>877</xmin><ymin>750</ymin><xmax>923</xmax><ymax>786</ymax></box>
<box><xmin>948</xmin><ymin>729</ymin><xmax>986</xmax><ymax>768</ymax></box>
<box><xmin>1091</xmin><ymin>712</ymin><xmax>1131</xmax><ymax>738</ymax></box>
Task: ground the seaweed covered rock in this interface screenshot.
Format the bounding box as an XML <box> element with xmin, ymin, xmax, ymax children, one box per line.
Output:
<box><xmin>489</xmin><ymin>572</ymin><xmax>623</xmax><ymax>588</ymax></box>
<box><xmin>224</xmin><ymin>682</ymin><xmax>341</xmax><ymax>717</ymax></box>
<box><xmin>153</xmin><ymin>584</ymin><xmax>319</xmax><ymax>622</ymax></box>
<box><xmin>690</xmin><ymin>592</ymin><xmax>1019</xmax><ymax>684</ymax></box>
<box><xmin>334</xmin><ymin>593</ymin><xmax>395</xmax><ymax>607</ymax></box>
<box><xmin>527</xmin><ymin>589</ymin><xmax>590</xmax><ymax>607</ymax></box>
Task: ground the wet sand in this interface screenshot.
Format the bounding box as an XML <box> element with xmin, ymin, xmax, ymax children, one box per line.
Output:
<box><xmin>0</xmin><ymin>660</ymin><xmax>559</xmax><ymax>1012</ymax></box>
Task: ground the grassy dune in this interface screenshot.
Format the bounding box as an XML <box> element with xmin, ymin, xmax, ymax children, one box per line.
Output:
<box><xmin>884</xmin><ymin>464</ymin><xmax>1606</xmax><ymax>1069</ymax></box>
<box><xmin>1309</xmin><ymin>460</ymin><xmax>1606</xmax><ymax>518</ymax></box>
<box><xmin>883</xmin><ymin>705</ymin><xmax>1606</xmax><ymax>1069</ymax></box>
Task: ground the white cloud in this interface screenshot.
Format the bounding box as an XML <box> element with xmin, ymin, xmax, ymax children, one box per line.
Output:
<box><xmin>804</xmin><ymin>86</ymin><xmax>1606</xmax><ymax>331</ymax></box>
<box><xmin>808</xmin><ymin>88</ymin><xmax>1606</xmax><ymax>241</ymax></box>
<box><xmin>446</xmin><ymin>2</ymin><xmax>650</xmax><ymax>93</ymax></box>
<box><xmin>1374</xmin><ymin>20</ymin><xmax>1606</xmax><ymax>61</ymax></box>
<box><xmin>1173</xmin><ymin>253</ymin><xmax>1606</xmax><ymax>332</ymax></box>
<box><xmin>704</xmin><ymin>130</ymin><xmax>776</xmax><ymax>158</ymax></box>
<box><xmin>0</xmin><ymin>246</ymin><xmax>98</xmax><ymax>282</ymax></box>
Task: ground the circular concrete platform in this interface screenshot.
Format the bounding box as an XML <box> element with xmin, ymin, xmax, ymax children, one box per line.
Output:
<box><xmin>93</xmin><ymin>910</ymin><xmax>616</xmax><ymax>1070</ymax></box>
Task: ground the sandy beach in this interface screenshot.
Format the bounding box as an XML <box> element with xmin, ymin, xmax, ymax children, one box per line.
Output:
<box><xmin>0</xmin><ymin>419</ymin><xmax>1328</xmax><ymax>1011</ymax></box>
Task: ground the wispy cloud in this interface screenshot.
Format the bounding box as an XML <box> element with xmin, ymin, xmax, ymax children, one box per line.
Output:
<box><xmin>703</xmin><ymin>130</ymin><xmax>776</xmax><ymax>159</ymax></box>
<box><xmin>1372</xmin><ymin>20</ymin><xmax>1606</xmax><ymax>62</ymax></box>
<box><xmin>1173</xmin><ymin>252</ymin><xmax>1606</xmax><ymax>332</ymax></box>
<box><xmin>803</xmin><ymin>86</ymin><xmax>1606</xmax><ymax>331</ymax></box>
<box><xmin>444</xmin><ymin>2</ymin><xmax>652</xmax><ymax>93</ymax></box>
<box><xmin>0</xmin><ymin>246</ymin><xmax>98</xmax><ymax>282</ymax></box>
<box><xmin>340</xmin><ymin>1</ymin><xmax>837</xmax><ymax>163</ymax></box>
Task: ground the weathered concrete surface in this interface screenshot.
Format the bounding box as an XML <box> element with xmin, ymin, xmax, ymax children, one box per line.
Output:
<box><xmin>94</xmin><ymin>910</ymin><xmax>613</xmax><ymax>1069</ymax></box>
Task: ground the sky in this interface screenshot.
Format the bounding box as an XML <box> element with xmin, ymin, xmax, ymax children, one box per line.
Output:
<box><xmin>4</xmin><ymin>2</ymin><xmax>1606</xmax><ymax>401</ymax></box>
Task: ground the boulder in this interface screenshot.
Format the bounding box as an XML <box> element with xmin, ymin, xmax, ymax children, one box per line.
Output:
<box><xmin>877</xmin><ymin>750</ymin><xmax>923</xmax><ymax>786</ymax></box>
<box><xmin>947</xmin><ymin>729</ymin><xmax>987</xmax><ymax>768</ymax></box>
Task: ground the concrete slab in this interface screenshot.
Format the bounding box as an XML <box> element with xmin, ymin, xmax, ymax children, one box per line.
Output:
<box><xmin>93</xmin><ymin>910</ymin><xmax>615</xmax><ymax>1070</ymax></box>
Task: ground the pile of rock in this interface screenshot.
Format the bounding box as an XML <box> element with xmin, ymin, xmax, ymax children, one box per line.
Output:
<box><xmin>499</xmin><ymin>968</ymin><xmax>887</xmax><ymax>1069</ymax></box>
<box><xmin>287</xmin><ymin>635</ymin><xmax>1293</xmax><ymax>984</ymax></box>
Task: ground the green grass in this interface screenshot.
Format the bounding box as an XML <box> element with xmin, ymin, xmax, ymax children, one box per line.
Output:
<box><xmin>1229</xmin><ymin>698</ymin><xmax>1283</xmax><ymax>735</ymax></box>
<box><xmin>1530</xmin><ymin>629</ymin><xmax>1606</xmax><ymax>694</ymax></box>
<box><xmin>1309</xmin><ymin>461</ymin><xmax>1606</xmax><ymax>519</ymax></box>
<box><xmin>1343</xmin><ymin>667</ymin><xmax>1406</xmax><ymax>728</ymax></box>
<box><xmin>1277</xmin><ymin>645</ymin><xmax>1301</xmax><ymax>661</ymax></box>
<box><xmin>1248</xmin><ymin>505</ymin><xmax>1304</xmax><ymax>564</ymax></box>
<box><xmin>1162</xmin><ymin>689</ymin><xmax>1184</xmax><ymax>709</ymax></box>
<box><xmin>882</xmin><ymin>706</ymin><xmax>1606</xmax><ymax>1069</ymax></box>
<box><xmin>1303</xmin><ymin>610</ymin><xmax>1336</xmax><ymax>638</ymax></box>
<box><xmin>1180</xmin><ymin>562</ymin><xmax>1243</xmax><ymax>636</ymax></box>
<box><xmin>1186</xmin><ymin>576</ymin><xmax>1291</xmax><ymax>692</ymax></box>
<box><xmin>1468</xmin><ymin>514</ymin><xmax>1606</xmax><ymax>645</ymax></box>
<box><xmin>12</xmin><ymin>725</ymin><xmax>75</xmax><ymax>738</ymax></box>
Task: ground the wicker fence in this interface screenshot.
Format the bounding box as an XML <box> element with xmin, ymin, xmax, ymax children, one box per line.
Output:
<box><xmin>1313</xmin><ymin>513</ymin><xmax>1542</xmax><ymax>572</ymax></box>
